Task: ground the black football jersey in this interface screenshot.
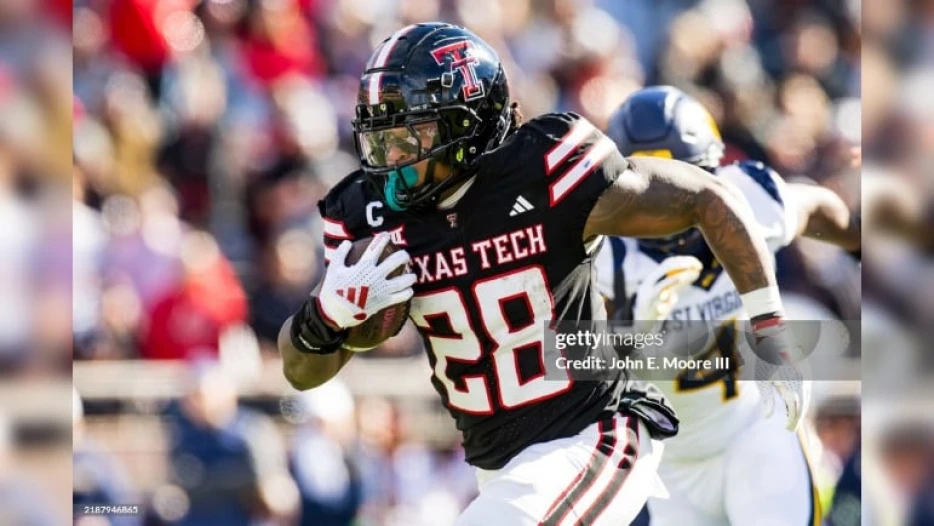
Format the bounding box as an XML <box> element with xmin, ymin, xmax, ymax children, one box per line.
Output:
<box><xmin>319</xmin><ymin>113</ymin><xmax>630</xmax><ymax>469</ymax></box>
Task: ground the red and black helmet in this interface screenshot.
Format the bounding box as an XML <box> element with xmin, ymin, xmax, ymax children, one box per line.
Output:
<box><xmin>352</xmin><ymin>23</ymin><xmax>512</xmax><ymax>211</ymax></box>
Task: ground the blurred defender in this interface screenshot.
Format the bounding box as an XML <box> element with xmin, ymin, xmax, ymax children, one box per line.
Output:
<box><xmin>279</xmin><ymin>24</ymin><xmax>812</xmax><ymax>525</ymax></box>
<box><xmin>596</xmin><ymin>86</ymin><xmax>861</xmax><ymax>525</ymax></box>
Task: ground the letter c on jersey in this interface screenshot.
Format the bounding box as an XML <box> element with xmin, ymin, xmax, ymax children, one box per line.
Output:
<box><xmin>366</xmin><ymin>201</ymin><xmax>384</xmax><ymax>227</ymax></box>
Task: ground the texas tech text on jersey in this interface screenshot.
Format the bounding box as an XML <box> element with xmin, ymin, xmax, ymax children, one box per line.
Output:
<box><xmin>408</xmin><ymin>224</ymin><xmax>547</xmax><ymax>284</ymax></box>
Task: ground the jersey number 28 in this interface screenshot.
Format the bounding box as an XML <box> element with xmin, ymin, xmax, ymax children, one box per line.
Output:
<box><xmin>410</xmin><ymin>266</ymin><xmax>573</xmax><ymax>414</ymax></box>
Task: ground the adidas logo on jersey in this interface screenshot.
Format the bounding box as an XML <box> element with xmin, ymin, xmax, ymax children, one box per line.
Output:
<box><xmin>509</xmin><ymin>196</ymin><xmax>534</xmax><ymax>216</ymax></box>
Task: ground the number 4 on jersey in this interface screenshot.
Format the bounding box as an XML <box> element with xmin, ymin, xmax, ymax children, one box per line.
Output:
<box><xmin>676</xmin><ymin>320</ymin><xmax>743</xmax><ymax>401</ymax></box>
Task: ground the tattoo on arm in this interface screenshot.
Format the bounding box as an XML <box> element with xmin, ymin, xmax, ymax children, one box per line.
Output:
<box><xmin>585</xmin><ymin>156</ymin><xmax>775</xmax><ymax>293</ymax></box>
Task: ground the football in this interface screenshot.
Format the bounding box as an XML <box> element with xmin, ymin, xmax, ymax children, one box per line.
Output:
<box><xmin>342</xmin><ymin>236</ymin><xmax>411</xmax><ymax>352</ymax></box>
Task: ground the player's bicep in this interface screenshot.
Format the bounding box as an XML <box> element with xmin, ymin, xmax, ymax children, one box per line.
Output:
<box><xmin>584</xmin><ymin>156</ymin><xmax>718</xmax><ymax>239</ymax></box>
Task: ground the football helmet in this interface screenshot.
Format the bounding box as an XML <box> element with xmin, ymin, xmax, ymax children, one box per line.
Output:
<box><xmin>352</xmin><ymin>23</ymin><xmax>512</xmax><ymax>211</ymax></box>
<box><xmin>606</xmin><ymin>86</ymin><xmax>725</xmax><ymax>252</ymax></box>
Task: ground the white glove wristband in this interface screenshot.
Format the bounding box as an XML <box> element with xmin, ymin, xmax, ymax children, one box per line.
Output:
<box><xmin>741</xmin><ymin>286</ymin><xmax>784</xmax><ymax>320</ymax></box>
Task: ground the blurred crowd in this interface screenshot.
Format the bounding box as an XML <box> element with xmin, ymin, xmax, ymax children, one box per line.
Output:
<box><xmin>0</xmin><ymin>0</ymin><xmax>74</xmax><ymax>523</ymax></box>
<box><xmin>0</xmin><ymin>0</ymin><xmax>895</xmax><ymax>524</ymax></box>
<box><xmin>861</xmin><ymin>0</ymin><xmax>934</xmax><ymax>525</ymax></box>
<box><xmin>0</xmin><ymin>0</ymin><xmax>71</xmax><ymax>377</ymax></box>
<box><xmin>862</xmin><ymin>0</ymin><xmax>934</xmax><ymax>348</ymax></box>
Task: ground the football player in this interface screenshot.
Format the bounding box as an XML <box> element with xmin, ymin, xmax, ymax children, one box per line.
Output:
<box><xmin>279</xmin><ymin>24</ymin><xmax>810</xmax><ymax>525</ymax></box>
<box><xmin>594</xmin><ymin>86</ymin><xmax>861</xmax><ymax>526</ymax></box>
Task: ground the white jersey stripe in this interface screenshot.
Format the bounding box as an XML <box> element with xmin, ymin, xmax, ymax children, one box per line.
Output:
<box><xmin>323</xmin><ymin>218</ymin><xmax>351</xmax><ymax>239</ymax></box>
<box><xmin>544</xmin><ymin>119</ymin><xmax>596</xmax><ymax>174</ymax></box>
<box><xmin>549</xmin><ymin>135</ymin><xmax>615</xmax><ymax>206</ymax></box>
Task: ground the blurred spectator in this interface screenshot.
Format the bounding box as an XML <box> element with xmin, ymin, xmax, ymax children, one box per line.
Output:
<box><xmin>106</xmin><ymin>0</ymin><xmax>177</xmax><ymax>99</ymax></box>
<box><xmin>249</xmin><ymin>228</ymin><xmax>322</xmax><ymax>351</ymax></box>
<box><xmin>159</xmin><ymin>363</ymin><xmax>298</xmax><ymax>525</ymax></box>
<box><xmin>812</xmin><ymin>394</ymin><xmax>861</xmax><ymax>526</ymax></box>
<box><xmin>354</xmin><ymin>397</ymin><xmax>472</xmax><ymax>526</ymax></box>
<box><xmin>814</xmin><ymin>395</ymin><xmax>861</xmax><ymax>470</ymax></box>
<box><xmin>825</xmin><ymin>444</ymin><xmax>862</xmax><ymax>526</ymax></box>
<box><xmin>0</xmin><ymin>1</ymin><xmax>74</xmax><ymax>521</ymax></box>
<box><xmin>876</xmin><ymin>422</ymin><xmax>934</xmax><ymax>525</ymax></box>
<box><xmin>0</xmin><ymin>120</ymin><xmax>37</xmax><ymax>372</ymax></box>
<box><xmin>0</xmin><ymin>412</ymin><xmax>59</xmax><ymax>526</ymax></box>
<box><xmin>140</xmin><ymin>230</ymin><xmax>248</xmax><ymax>361</ymax></box>
<box><xmin>73</xmin><ymin>389</ymin><xmax>141</xmax><ymax>526</ymax></box>
<box><xmin>862</xmin><ymin>0</ymin><xmax>934</xmax><ymax>383</ymax></box>
<box><xmin>286</xmin><ymin>380</ymin><xmax>363</xmax><ymax>526</ymax></box>
<box><xmin>236</xmin><ymin>0</ymin><xmax>326</xmax><ymax>86</ymax></box>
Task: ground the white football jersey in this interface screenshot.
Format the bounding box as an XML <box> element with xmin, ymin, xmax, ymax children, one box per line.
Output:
<box><xmin>594</xmin><ymin>161</ymin><xmax>799</xmax><ymax>461</ymax></box>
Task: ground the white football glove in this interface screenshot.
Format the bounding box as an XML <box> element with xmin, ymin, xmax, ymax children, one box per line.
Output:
<box><xmin>752</xmin><ymin>320</ymin><xmax>812</xmax><ymax>432</ymax></box>
<box><xmin>317</xmin><ymin>233</ymin><xmax>416</xmax><ymax>330</ymax></box>
<box><xmin>632</xmin><ymin>256</ymin><xmax>703</xmax><ymax>331</ymax></box>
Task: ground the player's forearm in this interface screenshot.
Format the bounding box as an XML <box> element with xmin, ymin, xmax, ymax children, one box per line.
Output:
<box><xmin>791</xmin><ymin>184</ymin><xmax>861</xmax><ymax>251</ymax></box>
<box><xmin>693</xmin><ymin>178</ymin><xmax>776</xmax><ymax>293</ymax></box>
<box><xmin>278</xmin><ymin>316</ymin><xmax>353</xmax><ymax>391</ymax></box>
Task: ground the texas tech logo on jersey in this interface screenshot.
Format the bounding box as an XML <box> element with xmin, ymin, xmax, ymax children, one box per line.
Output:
<box><xmin>430</xmin><ymin>40</ymin><xmax>485</xmax><ymax>101</ymax></box>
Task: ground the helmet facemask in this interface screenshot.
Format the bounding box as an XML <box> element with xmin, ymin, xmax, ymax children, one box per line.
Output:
<box><xmin>355</xmin><ymin>103</ymin><xmax>482</xmax><ymax>211</ymax></box>
<box><xmin>353</xmin><ymin>89</ymin><xmax>510</xmax><ymax>212</ymax></box>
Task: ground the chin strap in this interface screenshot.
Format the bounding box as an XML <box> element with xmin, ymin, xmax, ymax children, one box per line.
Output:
<box><xmin>384</xmin><ymin>154</ymin><xmax>464</xmax><ymax>212</ymax></box>
<box><xmin>384</xmin><ymin>134</ymin><xmax>499</xmax><ymax>211</ymax></box>
<box><xmin>384</xmin><ymin>165</ymin><xmax>421</xmax><ymax>211</ymax></box>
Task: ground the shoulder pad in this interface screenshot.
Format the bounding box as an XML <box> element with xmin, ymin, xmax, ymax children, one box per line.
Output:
<box><xmin>522</xmin><ymin>112</ymin><xmax>589</xmax><ymax>140</ymax></box>
<box><xmin>718</xmin><ymin>160</ymin><xmax>795</xmax><ymax>250</ymax></box>
<box><xmin>519</xmin><ymin>112</ymin><xmax>615</xmax><ymax>175</ymax></box>
<box><xmin>317</xmin><ymin>170</ymin><xmax>379</xmax><ymax>238</ymax></box>
<box><xmin>476</xmin><ymin>113</ymin><xmax>592</xmax><ymax>181</ymax></box>
<box><xmin>727</xmin><ymin>160</ymin><xmax>784</xmax><ymax>206</ymax></box>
